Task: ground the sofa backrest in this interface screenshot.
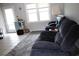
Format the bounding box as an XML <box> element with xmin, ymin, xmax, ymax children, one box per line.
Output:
<box><xmin>59</xmin><ymin>19</ymin><xmax>77</xmax><ymax>38</ymax></box>
<box><xmin>55</xmin><ymin>18</ymin><xmax>77</xmax><ymax>45</ymax></box>
<box><xmin>60</xmin><ymin>24</ymin><xmax>79</xmax><ymax>53</ymax></box>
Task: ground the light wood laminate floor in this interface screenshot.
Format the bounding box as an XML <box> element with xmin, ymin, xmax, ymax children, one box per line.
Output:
<box><xmin>0</xmin><ymin>33</ymin><xmax>29</xmax><ymax>55</ymax></box>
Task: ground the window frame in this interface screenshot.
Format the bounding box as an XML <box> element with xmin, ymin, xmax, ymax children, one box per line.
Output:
<box><xmin>25</xmin><ymin>3</ymin><xmax>51</xmax><ymax>23</ymax></box>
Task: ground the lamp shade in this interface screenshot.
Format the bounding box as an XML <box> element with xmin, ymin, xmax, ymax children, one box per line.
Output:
<box><xmin>52</xmin><ymin>5</ymin><xmax>61</xmax><ymax>16</ymax></box>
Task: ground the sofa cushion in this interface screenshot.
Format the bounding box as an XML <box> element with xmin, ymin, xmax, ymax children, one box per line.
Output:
<box><xmin>31</xmin><ymin>49</ymin><xmax>69</xmax><ymax>56</ymax></box>
<box><xmin>32</xmin><ymin>41</ymin><xmax>60</xmax><ymax>50</ymax></box>
<box><xmin>55</xmin><ymin>19</ymin><xmax>77</xmax><ymax>45</ymax></box>
<box><xmin>39</xmin><ymin>31</ymin><xmax>56</xmax><ymax>42</ymax></box>
<box><xmin>59</xmin><ymin>19</ymin><xmax>77</xmax><ymax>38</ymax></box>
<box><xmin>60</xmin><ymin>25</ymin><xmax>79</xmax><ymax>52</ymax></box>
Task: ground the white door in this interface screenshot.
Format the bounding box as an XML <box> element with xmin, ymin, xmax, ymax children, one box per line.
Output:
<box><xmin>3</xmin><ymin>8</ymin><xmax>16</xmax><ymax>33</ymax></box>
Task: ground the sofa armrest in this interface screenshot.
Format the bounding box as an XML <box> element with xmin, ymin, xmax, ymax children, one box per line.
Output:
<box><xmin>48</xmin><ymin>21</ymin><xmax>56</xmax><ymax>25</ymax></box>
<box><xmin>32</xmin><ymin>41</ymin><xmax>60</xmax><ymax>50</ymax></box>
<box><xmin>39</xmin><ymin>31</ymin><xmax>57</xmax><ymax>42</ymax></box>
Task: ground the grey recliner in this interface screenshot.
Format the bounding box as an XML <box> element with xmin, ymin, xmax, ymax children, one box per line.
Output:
<box><xmin>30</xmin><ymin>18</ymin><xmax>79</xmax><ymax>56</ymax></box>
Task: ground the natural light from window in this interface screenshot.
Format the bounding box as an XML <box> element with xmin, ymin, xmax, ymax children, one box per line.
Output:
<box><xmin>26</xmin><ymin>3</ymin><xmax>50</xmax><ymax>22</ymax></box>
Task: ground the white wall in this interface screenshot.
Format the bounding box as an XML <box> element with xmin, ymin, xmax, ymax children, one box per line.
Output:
<box><xmin>1</xmin><ymin>3</ymin><xmax>64</xmax><ymax>31</ymax></box>
<box><xmin>64</xmin><ymin>3</ymin><xmax>79</xmax><ymax>24</ymax></box>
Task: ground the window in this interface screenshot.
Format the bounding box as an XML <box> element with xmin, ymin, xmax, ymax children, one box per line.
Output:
<box><xmin>26</xmin><ymin>3</ymin><xmax>50</xmax><ymax>22</ymax></box>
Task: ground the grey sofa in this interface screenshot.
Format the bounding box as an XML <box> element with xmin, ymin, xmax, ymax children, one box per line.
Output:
<box><xmin>31</xmin><ymin>18</ymin><xmax>79</xmax><ymax>56</ymax></box>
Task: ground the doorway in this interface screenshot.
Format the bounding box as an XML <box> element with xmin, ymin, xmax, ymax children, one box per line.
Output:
<box><xmin>3</xmin><ymin>8</ymin><xmax>16</xmax><ymax>33</ymax></box>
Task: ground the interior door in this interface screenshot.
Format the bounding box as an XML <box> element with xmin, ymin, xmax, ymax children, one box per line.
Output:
<box><xmin>3</xmin><ymin>7</ymin><xmax>16</xmax><ymax>33</ymax></box>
